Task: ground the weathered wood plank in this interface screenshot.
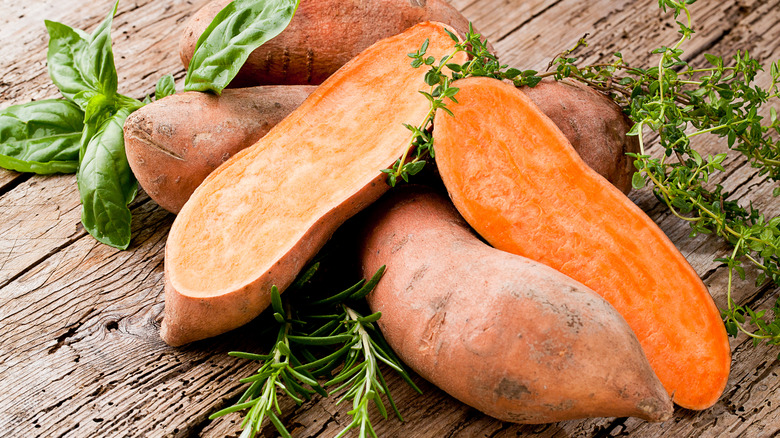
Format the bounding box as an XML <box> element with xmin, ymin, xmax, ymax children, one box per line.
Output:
<box><xmin>1</xmin><ymin>0</ymin><xmax>780</xmax><ymax>437</ymax></box>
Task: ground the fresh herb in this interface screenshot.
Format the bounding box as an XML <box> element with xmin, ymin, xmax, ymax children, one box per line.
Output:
<box><xmin>211</xmin><ymin>264</ymin><xmax>419</xmax><ymax>438</ymax></box>
<box><xmin>0</xmin><ymin>99</ymin><xmax>84</xmax><ymax>174</ymax></box>
<box><xmin>154</xmin><ymin>74</ymin><xmax>176</xmax><ymax>100</ymax></box>
<box><xmin>77</xmin><ymin>107</ymin><xmax>138</xmax><ymax>249</ymax></box>
<box><xmin>41</xmin><ymin>1</ymin><xmax>145</xmax><ymax>249</ymax></box>
<box><xmin>384</xmin><ymin>25</ymin><xmax>541</xmax><ymax>185</ymax></box>
<box><xmin>183</xmin><ymin>0</ymin><xmax>300</xmax><ymax>94</ymax></box>
<box><xmin>1</xmin><ymin>0</ymin><xmax>299</xmax><ymax>249</ymax></box>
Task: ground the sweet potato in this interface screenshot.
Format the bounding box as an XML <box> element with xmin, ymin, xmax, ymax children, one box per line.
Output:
<box><xmin>432</xmin><ymin>77</ymin><xmax>731</xmax><ymax>410</ymax></box>
<box><xmin>179</xmin><ymin>0</ymin><xmax>474</xmax><ymax>86</ymax></box>
<box><xmin>522</xmin><ymin>79</ymin><xmax>639</xmax><ymax>194</ymax></box>
<box><xmin>161</xmin><ymin>22</ymin><xmax>467</xmax><ymax>346</ymax></box>
<box><xmin>126</xmin><ymin>82</ymin><xmax>633</xmax><ymax>214</ymax></box>
<box><xmin>360</xmin><ymin>186</ymin><xmax>673</xmax><ymax>423</ymax></box>
<box><xmin>124</xmin><ymin>86</ymin><xmax>315</xmax><ymax>214</ymax></box>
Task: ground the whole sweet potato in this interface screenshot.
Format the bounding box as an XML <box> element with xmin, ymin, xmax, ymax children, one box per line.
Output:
<box><xmin>180</xmin><ymin>0</ymin><xmax>474</xmax><ymax>86</ymax></box>
<box><xmin>360</xmin><ymin>186</ymin><xmax>673</xmax><ymax>423</ymax></box>
<box><xmin>522</xmin><ymin>79</ymin><xmax>639</xmax><ymax>194</ymax></box>
<box><xmin>123</xmin><ymin>86</ymin><xmax>315</xmax><ymax>213</ymax></box>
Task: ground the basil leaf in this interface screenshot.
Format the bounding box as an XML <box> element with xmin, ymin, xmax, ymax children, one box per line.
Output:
<box><xmin>78</xmin><ymin>0</ymin><xmax>119</xmax><ymax>97</ymax></box>
<box><xmin>44</xmin><ymin>20</ymin><xmax>92</xmax><ymax>102</ymax></box>
<box><xmin>155</xmin><ymin>74</ymin><xmax>176</xmax><ymax>100</ymax></box>
<box><xmin>77</xmin><ymin>107</ymin><xmax>137</xmax><ymax>250</ymax></box>
<box><xmin>184</xmin><ymin>0</ymin><xmax>300</xmax><ymax>94</ymax></box>
<box><xmin>0</xmin><ymin>99</ymin><xmax>85</xmax><ymax>174</ymax></box>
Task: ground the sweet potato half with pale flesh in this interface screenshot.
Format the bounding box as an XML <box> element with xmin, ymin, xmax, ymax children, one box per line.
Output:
<box><xmin>433</xmin><ymin>77</ymin><xmax>731</xmax><ymax>410</ymax></box>
<box><xmin>161</xmin><ymin>22</ymin><xmax>467</xmax><ymax>346</ymax></box>
<box><xmin>124</xmin><ymin>86</ymin><xmax>315</xmax><ymax>214</ymax></box>
<box><xmin>180</xmin><ymin>0</ymin><xmax>475</xmax><ymax>86</ymax></box>
<box><xmin>360</xmin><ymin>186</ymin><xmax>673</xmax><ymax>423</ymax></box>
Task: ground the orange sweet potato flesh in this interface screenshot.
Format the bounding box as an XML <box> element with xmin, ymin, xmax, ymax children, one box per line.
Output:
<box><xmin>432</xmin><ymin>77</ymin><xmax>731</xmax><ymax>410</ymax></box>
<box><xmin>124</xmin><ymin>86</ymin><xmax>315</xmax><ymax>214</ymax></box>
<box><xmin>161</xmin><ymin>22</ymin><xmax>466</xmax><ymax>346</ymax></box>
<box><xmin>180</xmin><ymin>0</ymin><xmax>474</xmax><ymax>86</ymax></box>
<box><xmin>360</xmin><ymin>186</ymin><xmax>673</xmax><ymax>423</ymax></box>
<box><xmin>522</xmin><ymin>79</ymin><xmax>639</xmax><ymax>194</ymax></box>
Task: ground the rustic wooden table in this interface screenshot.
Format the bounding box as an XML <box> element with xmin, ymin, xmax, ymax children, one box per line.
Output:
<box><xmin>2</xmin><ymin>0</ymin><xmax>780</xmax><ymax>437</ymax></box>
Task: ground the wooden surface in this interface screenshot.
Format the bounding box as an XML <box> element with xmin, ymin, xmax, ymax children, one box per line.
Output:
<box><xmin>2</xmin><ymin>0</ymin><xmax>780</xmax><ymax>437</ymax></box>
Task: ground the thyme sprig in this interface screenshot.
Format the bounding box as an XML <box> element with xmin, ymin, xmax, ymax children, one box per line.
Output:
<box><xmin>383</xmin><ymin>25</ymin><xmax>541</xmax><ymax>185</ymax></box>
<box><xmin>211</xmin><ymin>264</ymin><xmax>419</xmax><ymax>437</ymax></box>
<box><xmin>544</xmin><ymin>1</ymin><xmax>780</xmax><ymax>346</ymax></box>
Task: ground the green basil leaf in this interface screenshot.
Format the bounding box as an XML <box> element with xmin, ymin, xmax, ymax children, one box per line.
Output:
<box><xmin>78</xmin><ymin>1</ymin><xmax>119</xmax><ymax>97</ymax></box>
<box><xmin>0</xmin><ymin>99</ymin><xmax>84</xmax><ymax>174</ymax></box>
<box><xmin>184</xmin><ymin>0</ymin><xmax>300</xmax><ymax>94</ymax></box>
<box><xmin>72</xmin><ymin>89</ymin><xmax>100</xmax><ymax>111</ymax></box>
<box><xmin>44</xmin><ymin>20</ymin><xmax>92</xmax><ymax>102</ymax></box>
<box><xmin>77</xmin><ymin>106</ymin><xmax>137</xmax><ymax>249</ymax></box>
<box><xmin>155</xmin><ymin>74</ymin><xmax>176</xmax><ymax>100</ymax></box>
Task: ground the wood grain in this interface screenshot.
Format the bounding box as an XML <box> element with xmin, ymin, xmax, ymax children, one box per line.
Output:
<box><xmin>1</xmin><ymin>0</ymin><xmax>779</xmax><ymax>437</ymax></box>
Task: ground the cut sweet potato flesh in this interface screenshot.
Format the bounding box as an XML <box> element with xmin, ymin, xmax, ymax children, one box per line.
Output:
<box><xmin>162</xmin><ymin>22</ymin><xmax>465</xmax><ymax>346</ymax></box>
<box><xmin>433</xmin><ymin>77</ymin><xmax>731</xmax><ymax>410</ymax></box>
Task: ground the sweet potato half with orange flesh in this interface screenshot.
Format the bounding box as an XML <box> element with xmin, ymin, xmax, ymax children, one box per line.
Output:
<box><xmin>161</xmin><ymin>22</ymin><xmax>466</xmax><ymax>346</ymax></box>
<box><xmin>180</xmin><ymin>0</ymin><xmax>475</xmax><ymax>86</ymax></box>
<box><xmin>521</xmin><ymin>79</ymin><xmax>639</xmax><ymax>194</ymax></box>
<box><xmin>360</xmin><ymin>186</ymin><xmax>673</xmax><ymax>423</ymax></box>
<box><xmin>432</xmin><ymin>77</ymin><xmax>730</xmax><ymax>410</ymax></box>
<box><xmin>124</xmin><ymin>86</ymin><xmax>315</xmax><ymax>214</ymax></box>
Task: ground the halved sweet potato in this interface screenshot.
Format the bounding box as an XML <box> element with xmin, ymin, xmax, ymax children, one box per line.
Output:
<box><xmin>432</xmin><ymin>77</ymin><xmax>730</xmax><ymax>410</ymax></box>
<box><xmin>124</xmin><ymin>86</ymin><xmax>315</xmax><ymax>213</ymax></box>
<box><xmin>522</xmin><ymin>78</ymin><xmax>639</xmax><ymax>194</ymax></box>
<box><xmin>161</xmin><ymin>22</ymin><xmax>466</xmax><ymax>346</ymax></box>
<box><xmin>179</xmin><ymin>0</ymin><xmax>474</xmax><ymax>86</ymax></box>
<box><xmin>360</xmin><ymin>186</ymin><xmax>673</xmax><ymax>423</ymax></box>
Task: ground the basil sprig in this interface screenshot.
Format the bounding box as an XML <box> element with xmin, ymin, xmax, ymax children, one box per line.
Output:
<box><xmin>1</xmin><ymin>0</ymin><xmax>298</xmax><ymax>249</ymax></box>
<box><xmin>0</xmin><ymin>100</ymin><xmax>84</xmax><ymax>174</ymax></box>
<box><xmin>78</xmin><ymin>107</ymin><xmax>138</xmax><ymax>249</ymax></box>
<box><xmin>47</xmin><ymin>1</ymin><xmax>142</xmax><ymax>249</ymax></box>
<box><xmin>1</xmin><ymin>1</ymin><xmax>143</xmax><ymax>249</ymax></box>
<box><xmin>155</xmin><ymin>74</ymin><xmax>176</xmax><ymax>100</ymax></box>
<box><xmin>184</xmin><ymin>0</ymin><xmax>300</xmax><ymax>94</ymax></box>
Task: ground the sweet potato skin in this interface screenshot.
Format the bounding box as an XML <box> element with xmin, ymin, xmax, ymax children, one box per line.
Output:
<box><xmin>179</xmin><ymin>0</ymin><xmax>473</xmax><ymax>86</ymax></box>
<box><xmin>433</xmin><ymin>77</ymin><xmax>730</xmax><ymax>410</ymax></box>
<box><xmin>522</xmin><ymin>79</ymin><xmax>639</xmax><ymax>194</ymax></box>
<box><xmin>161</xmin><ymin>22</ymin><xmax>467</xmax><ymax>347</ymax></box>
<box><xmin>360</xmin><ymin>186</ymin><xmax>673</xmax><ymax>423</ymax></box>
<box><xmin>123</xmin><ymin>86</ymin><xmax>315</xmax><ymax>214</ymax></box>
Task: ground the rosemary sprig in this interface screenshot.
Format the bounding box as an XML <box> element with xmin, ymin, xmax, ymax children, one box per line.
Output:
<box><xmin>211</xmin><ymin>264</ymin><xmax>419</xmax><ymax>437</ymax></box>
<box><xmin>327</xmin><ymin>304</ymin><xmax>420</xmax><ymax>438</ymax></box>
<box><xmin>208</xmin><ymin>285</ymin><xmax>325</xmax><ymax>438</ymax></box>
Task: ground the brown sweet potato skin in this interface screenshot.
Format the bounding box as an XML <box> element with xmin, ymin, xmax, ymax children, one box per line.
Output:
<box><xmin>360</xmin><ymin>186</ymin><xmax>673</xmax><ymax>424</ymax></box>
<box><xmin>179</xmin><ymin>0</ymin><xmax>474</xmax><ymax>86</ymax></box>
<box><xmin>123</xmin><ymin>86</ymin><xmax>315</xmax><ymax>213</ymax></box>
<box><xmin>522</xmin><ymin>79</ymin><xmax>639</xmax><ymax>194</ymax></box>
